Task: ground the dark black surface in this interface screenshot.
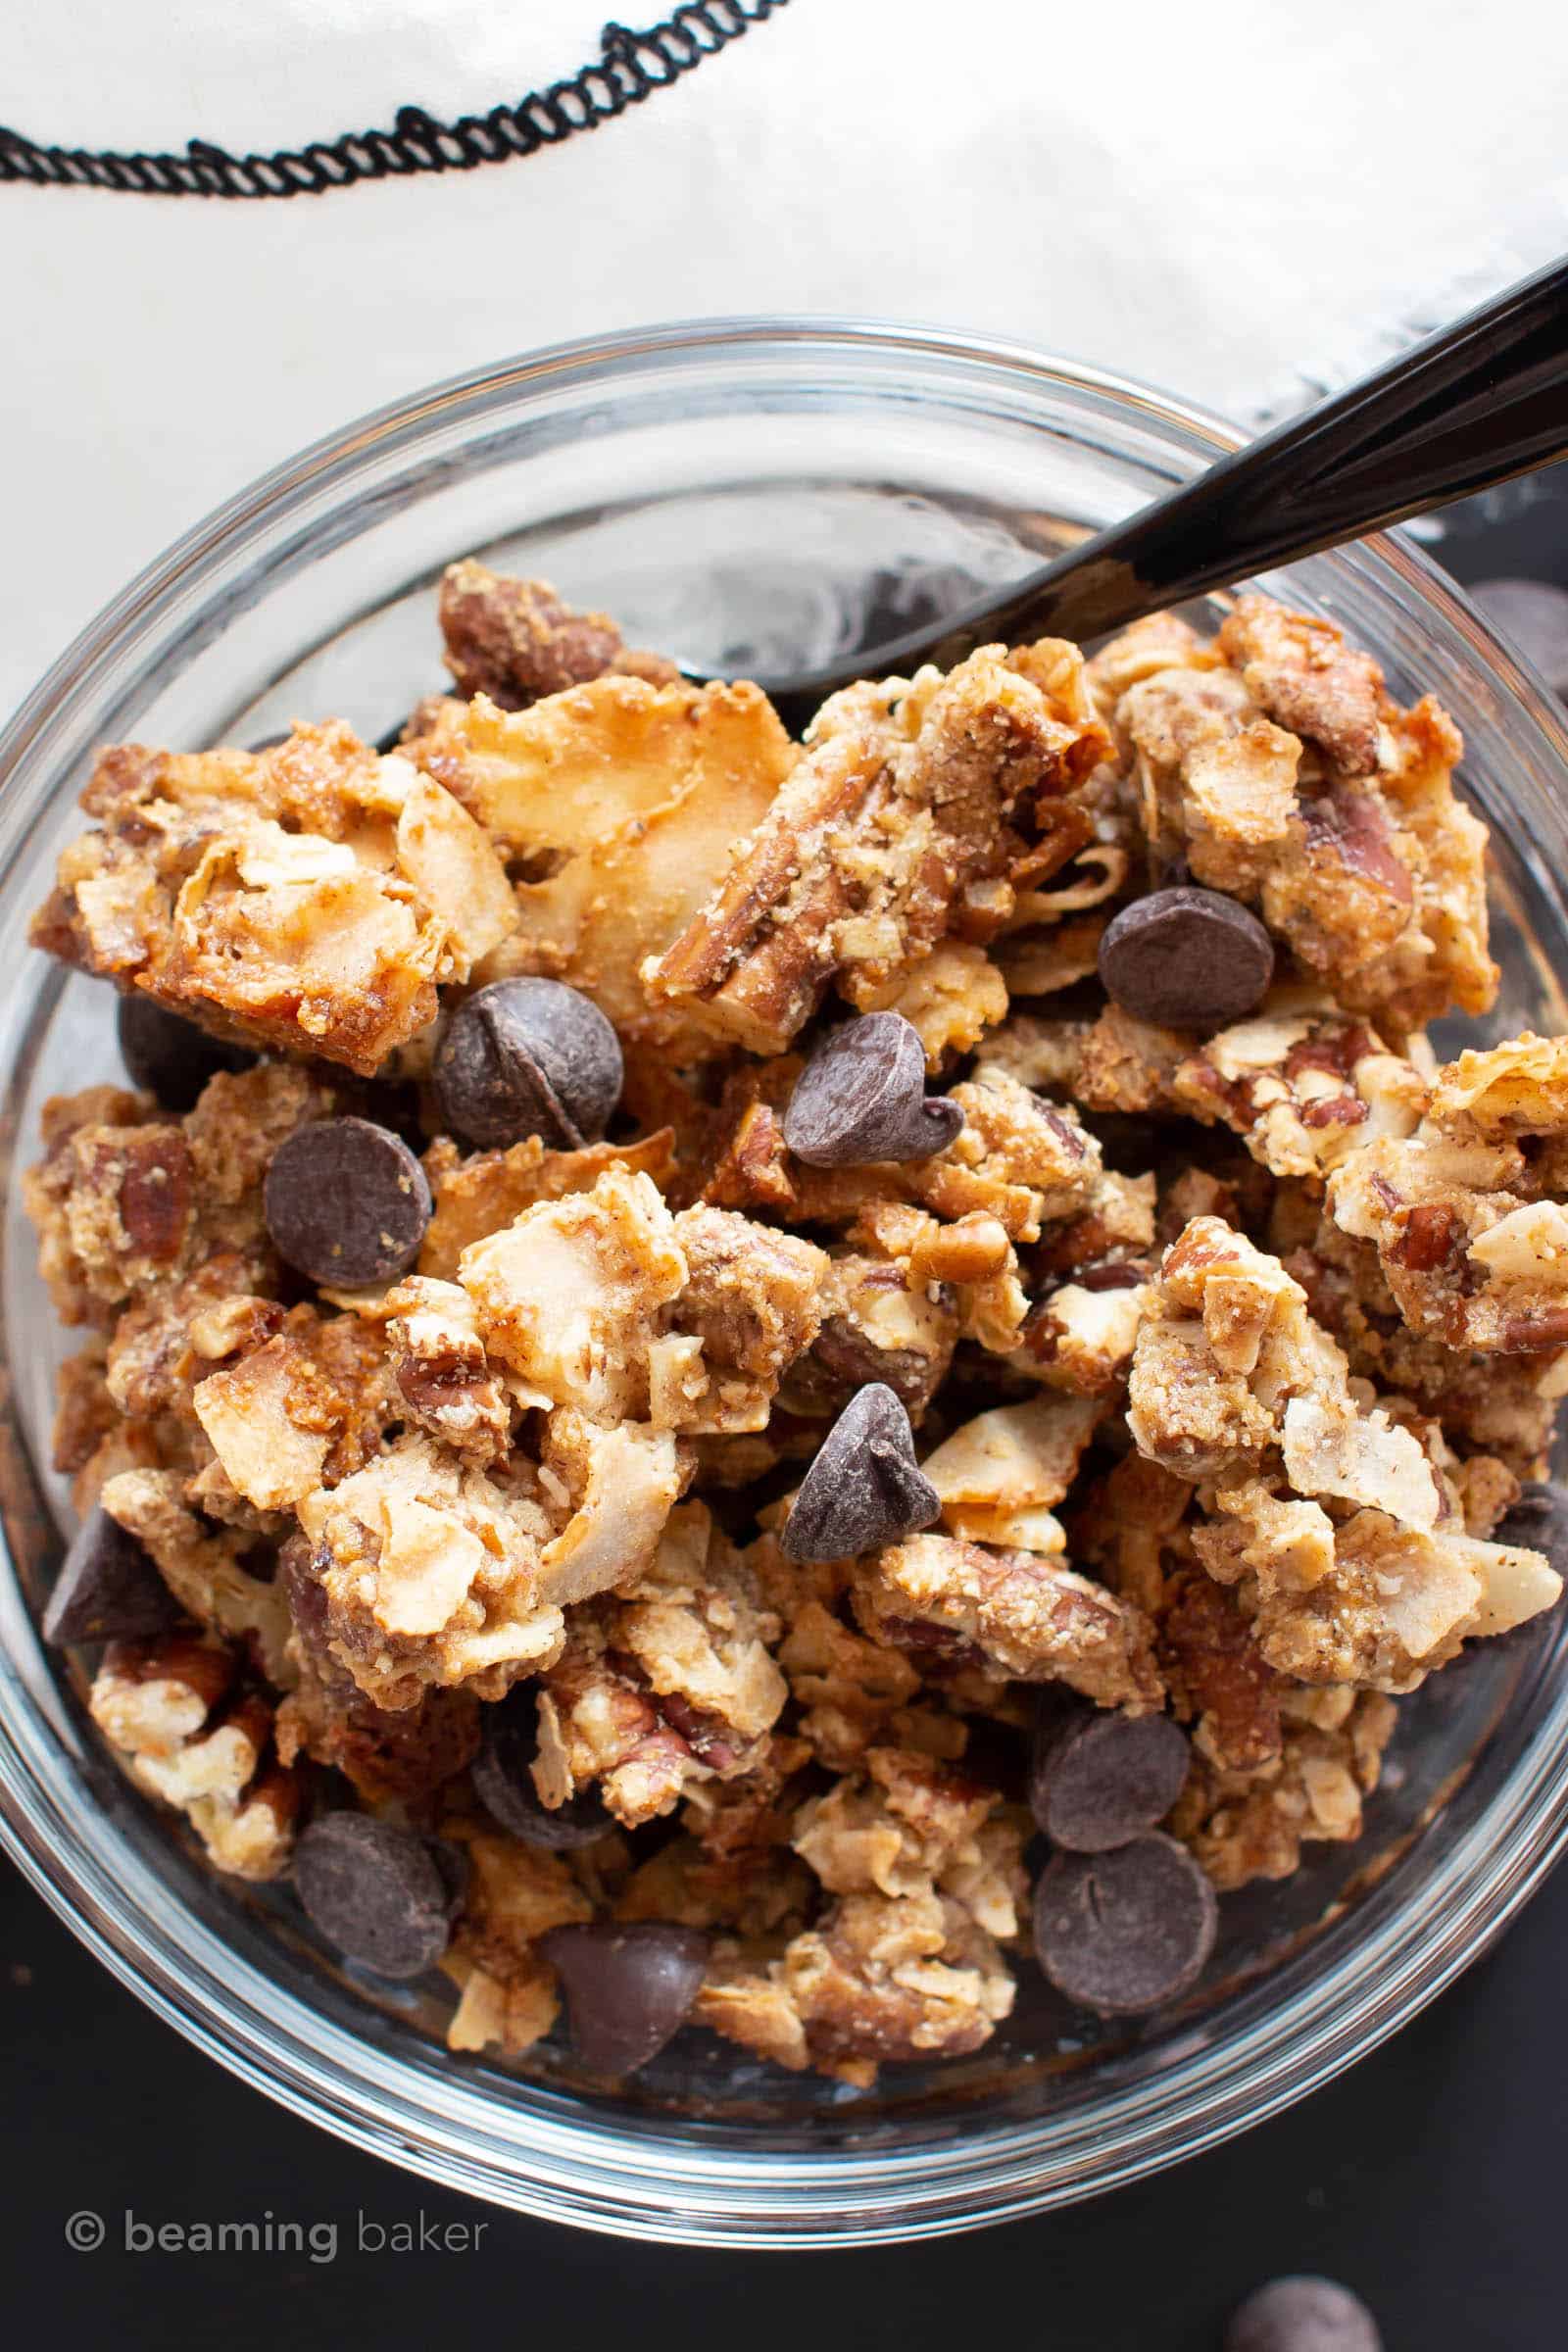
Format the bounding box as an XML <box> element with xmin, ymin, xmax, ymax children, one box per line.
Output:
<box><xmin>5</xmin><ymin>470</ymin><xmax>1567</xmax><ymax>2345</ymax></box>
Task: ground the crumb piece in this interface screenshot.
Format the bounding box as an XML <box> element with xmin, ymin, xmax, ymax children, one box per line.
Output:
<box><xmin>89</xmin><ymin>1635</ymin><xmax>299</xmax><ymax>1880</ymax></box>
<box><xmin>1329</xmin><ymin>1035</ymin><xmax>1568</xmax><ymax>1352</ymax></box>
<box><xmin>455</xmin><ymin>1165</ymin><xmax>826</xmax><ymax>1435</ymax></box>
<box><xmin>1198</xmin><ymin>1479</ymin><xmax>1560</xmax><ymax>1691</ymax></box>
<box><xmin>1170</xmin><ymin>1690</ymin><xmax>1397</xmax><ymax>1889</ymax></box>
<box><xmin>24</xmin><ymin>1061</ymin><xmax>334</xmax><ymax>1330</ymax></box>
<box><xmin>1127</xmin><ymin>1215</ymin><xmax>1431</xmax><ymax>1502</ymax></box>
<box><xmin>295</xmin><ymin>1434</ymin><xmax>565</xmax><ymax>1708</ymax></box>
<box><xmin>98</xmin><ymin>1466</ymin><xmax>292</xmax><ymax>1685</ymax></box>
<box><xmin>617</xmin><ymin>1836</ymin><xmax>814</xmax><ymax>1940</ymax></box>
<box><xmin>32</xmin><ymin>726</ymin><xmax>515</xmax><ymax>1074</ymax></box>
<box><xmin>418</xmin><ymin>1129</ymin><xmax>679</xmax><ymax>1282</ymax></box>
<box><xmin>779</xmin><ymin>1249</ymin><xmax>959</xmax><ymax>1428</ymax></box>
<box><xmin>533</xmin><ymin>1504</ymin><xmax>787</xmax><ymax>1829</ymax></box>
<box><xmin>792</xmin><ymin>1745</ymin><xmax>1027</xmax><ymax>1941</ymax></box>
<box><xmin>917</xmin><ymin>1395</ymin><xmax>1101</xmax><ymax>1552</ymax></box>
<box><xmin>697</xmin><ymin>1742</ymin><xmax>1026</xmax><ymax>2084</ymax></box>
<box><xmin>1172</xmin><ymin>994</ymin><xmax>1425</xmax><ymax>1183</ymax></box>
<box><xmin>1280</xmin><ymin>1217</ymin><xmax>1560</xmax><ymax>1472</ymax></box>
<box><xmin>1020</xmin><ymin>1274</ymin><xmax>1152</xmax><ymax>1398</ymax></box>
<box><xmin>439</xmin><ymin>1822</ymin><xmax>593</xmax><ymax>2058</ymax></box>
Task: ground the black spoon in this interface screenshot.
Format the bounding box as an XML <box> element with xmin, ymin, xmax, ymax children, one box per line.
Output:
<box><xmin>725</xmin><ymin>255</ymin><xmax>1568</xmax><ymax>734</ymax></box>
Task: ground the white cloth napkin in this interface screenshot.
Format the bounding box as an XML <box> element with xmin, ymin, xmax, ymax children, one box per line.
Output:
<box><xmin>3</xmin><ymin>0</ymin><xmax>1566</xmax><ymax>718</ymax></box>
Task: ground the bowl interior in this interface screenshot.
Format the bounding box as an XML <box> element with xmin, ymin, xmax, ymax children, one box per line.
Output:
<box><xmin>3</xmin><ymin>327</ymin><xmax>1568</xmax><ymax>2237</ymax></box>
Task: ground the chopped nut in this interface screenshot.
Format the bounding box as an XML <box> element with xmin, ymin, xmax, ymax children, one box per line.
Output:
<box><xmin>384</xmin><ymin>1276</ymin><xmax>514</xmax><ymax>1461</ymax></box>
<box><xmin>644</xmin><ymin>646</ymin><xmax>1109</xmax><ymax>1054</ymax></box>
<box><xmin>853</xmin><ymin>1532</ymin><xmax>1163</xmax><ymax>1706</ymax></box>
<box><xmin>436</xmin><ymin>561</ymin><xmax>676</xmax><ymax>708</ymax></box>
<box><xmin>89</xmin><ymin>1636</ymin><xmax>299</xmax><ymax>1880</ymax></box>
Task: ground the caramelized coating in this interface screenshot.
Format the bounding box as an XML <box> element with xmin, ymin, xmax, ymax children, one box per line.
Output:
<box><xmin>437</xmin><ymin>561</ymin><xmax>677</xmax><ymax>708</ymax></box>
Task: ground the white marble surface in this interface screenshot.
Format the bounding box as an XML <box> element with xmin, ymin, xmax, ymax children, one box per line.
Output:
<box><xmin>3</xmin><ymin>0</ymin><xmax>1566</xmax><ymax>719</ymax></box>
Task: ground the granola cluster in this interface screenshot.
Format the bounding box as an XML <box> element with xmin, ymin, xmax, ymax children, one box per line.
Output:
<box><xmin>27</xmin><ymin>564</ymin><xmax>1564</xmax><ymax>2091</ymax></box>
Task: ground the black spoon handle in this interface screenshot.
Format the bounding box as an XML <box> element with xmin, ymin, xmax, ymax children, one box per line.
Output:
<box><xmin>753</xmin><ymin>253</ymin><xmax>1568</xmax><ymax>732</ymax></box>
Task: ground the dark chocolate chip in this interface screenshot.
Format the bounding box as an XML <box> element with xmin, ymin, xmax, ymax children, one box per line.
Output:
<box><xmin>1098</xmin><ymin>887</ymin><xmax>1274</xmax><ymax>1030</ymax></box>
<box><xmin>1494</xmin><ymin>1479</ymin><xmax>1568</xmax><ymax>1571</ymax></box>
<box><xmin>117</xmin><ymin>995</ymin><xmax>257</xmax><ymax>1114</ymax></box>
<box><xmin>1226</xmin><ymin>2276</ymin><xmax>1383</xmax><ymax>2352</ymax></box>
<box><xmin>780</xmin><ymin>1382</ymin><xmax>942</xmax><ymax>1564</ymax></box>
<box><xmin>1033</xmin><ymin>1831</ymin><xmax>1216</xmax><ymax>2013</ymax></box>
<box><xmin>293</xmin><ymin>1813</ymin><xmax>453</xmax><ymax>1979</ymax></box>
<box><xmin>423</xmin><ymin>1836</ymin><xmax>471</xmax><ymax>1917</ymax></box>
<box><xmin>264</xmin><ymin>1117</ymin><xmax>432</xmax><ymax>1288</ymax></box>
<box><xmin>433</xmin><ymin>978</ymin><xmax>622</xmax><ymax>1151</ymax></box>
<box><xmin>1029</xmin><ymin>1708</ymin><xmax>1192</xmax><ymax>1852</ymax></box>
<box><xmin>541</xmin><ymin>1922</ymin><xmax>708</xmax><ymax>2075</ymax></box>
<box><xmin>473</xmin><ymin>1685</ymin><xmax>611</xmax><ymax>1850</ymax></box>
<box><xmin>782</xmin><ymin>1013</ymin><xmax>964</xmax><ymax>1167</ymax></box>
<box><xmin>1470</xmin><ymin>577</ymin><xmax>1568</xmax><ymax>700</ymax></box>
<box><xmin>42</xmin><ymin>1504</ymin><xmax>187</xmax><ymax>1646</ymax></box>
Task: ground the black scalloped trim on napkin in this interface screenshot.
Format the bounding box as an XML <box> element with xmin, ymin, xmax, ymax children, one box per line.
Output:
<box><xmin>0</xmin><ymin>2</ymin><xmax>787</xmax><ymax>198</ymax></box>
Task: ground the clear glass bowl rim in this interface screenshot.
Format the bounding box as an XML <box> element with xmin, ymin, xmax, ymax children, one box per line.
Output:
<box><xmin>3</xmin><ymin>316</ymin><xmax>1568</xmax><ymax>2247</ymax></box>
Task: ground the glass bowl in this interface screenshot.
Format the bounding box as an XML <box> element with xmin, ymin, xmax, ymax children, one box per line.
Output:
<box><xmin>2</xmin><ymin>320</ymin><xmax>1567</xmax><ymax>2247</ymax></box>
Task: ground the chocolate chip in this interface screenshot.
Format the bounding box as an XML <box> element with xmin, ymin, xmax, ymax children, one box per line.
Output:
<box><xmin>42</xmin><ymin>1504</ymin><xmax>186</xmax><ymax>1646</ymax></box>
<box><xmin>1098</xmin><ymin>887</ymin><xmax>1274</xmax><ymax>1030</ymax></box>
<box><xmin>541</xmin><ymin>1922</ymin><xmax>708</xmax><ymax>2075</ymax></box>
<box><xmin>1033</xmin><ymin>1832</ymin><xmax>1216</xmax><ymax>2013</ymax></box>
<box><xmin>473</xmin><ymin>1685</ymin><xmax>611</xmax><ymax>1850</ymax></box>
<box><xmin>1029</xmin><ymin>1707</ymin><xmax>1191</xmax><ymax>1851</ymax></box>
<box><xmin>433</xmin><ymin>978</ymin><xmax>622</xmax><ymax>1151</ymax></box>
<box><xmin>1470</xmin><ymin>577</ymin><xmax>1568</xmax><ymax>699</ymax></box>
<box><xmin>1226</xmin><ymin>2276</ymin><xmax>1383</xmax><ymax>2352</ymax></box>
<box><xmin>1494</xmin><ymin>1479</ymin><xmax>1568</xmax><ymax>1571</ymax></box>
<box><xmin>117</xmin><ymin>996</ymin><xmax>257</xmax><ymax>1114</ymax></box>
<box><xmin>423</xmin><ymin>1836</ymin><xmax>471</xmax><ymax>1917</ymax></box>
<box><xmin>780</xmin><ymin>1383</ymin><xmax>942</xmax><ymax>1564</ymax></box>
<box><xmin>264</xmin><ymin>1117</ymin><xmax>432</xmax><ymax>1288</ymax></box>
<box><xmin>783</xmin><ymin>1013</ymin><xmax>965</xmax><ymax>1166</ymax></box>
<box><xmin>293</xmin><ymin>1813</ymin><xmax>453</xmax><ymax>1980</ymax></box>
